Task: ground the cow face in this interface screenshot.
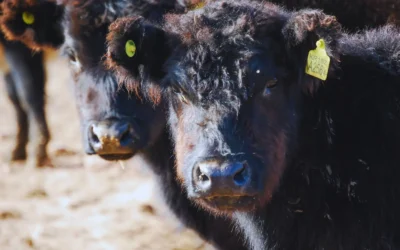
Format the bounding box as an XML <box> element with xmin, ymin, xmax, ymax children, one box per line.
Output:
<box><xmin>167</xmin><ymin>49</ymin><xmax>299</xmax><ymax>213</ymax></box>
<box><xmin>168</xmin><ymin>9</ymin><xmax>340</xmax><ymax>214</ymax></box>
<box><xmin>60</xmin><ymin>3</ymin><xmax>166</xmax><ymax>160</ymax></box>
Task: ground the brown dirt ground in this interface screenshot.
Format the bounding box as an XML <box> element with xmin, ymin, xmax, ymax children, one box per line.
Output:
<box><xmin>0</xmin><ymin>50</ymin><xmax>215</xmax><ymax>250</ymax></box>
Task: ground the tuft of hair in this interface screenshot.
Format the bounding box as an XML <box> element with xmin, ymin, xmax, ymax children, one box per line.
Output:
<box><xmin>163</xmin><ymin>0</ymin><xmax>288</xmax><ymax>46</ymax></box>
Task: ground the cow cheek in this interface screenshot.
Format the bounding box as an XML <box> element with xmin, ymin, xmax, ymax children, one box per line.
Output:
<box><xmin>175</xmin><ymin>118</ymin><xmax>197</xmax><ymax>184</ymax></box>
<box><xmin>261</xmin><ymin>131</ymin><xmax>288</xmax><ymax>206</ymax></box>
<box><xmin>174</xmin><ymin>106</ymin><xmax>189</xmax><ymax>182</ymax></box>
<box><xmin>252</xmin><ymin>98</ymin><xmax>290</xmax><ymax>205</ymax></box>
<box><xmin>175</xmin><ymin>129</ymin><xmax>186</xmax><ymax>183</ymax></box>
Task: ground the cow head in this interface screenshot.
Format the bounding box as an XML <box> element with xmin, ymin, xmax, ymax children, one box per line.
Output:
<box><xmin>61</xmin><ymin>1</ymin><xmax>170</xmax><ymax>160</ymax></box>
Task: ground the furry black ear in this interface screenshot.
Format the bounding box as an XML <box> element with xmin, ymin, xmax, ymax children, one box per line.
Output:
<box><xmin>283</xmin><ymin>9</ymin><xmax>342</xmax><ymax>47</ymax></box>
<box><xmin>282</xmin><ymin>9</ymin><xmax>342</xmax><ymax>92</ymax></box>
<box><xmin>106</xmin><ymin>16</ymin><xmax>173</xmax><ymax>104</ymax></box>
<box><xmin>0</xmin><ymin>0</ymin><xmax>64</xmax><ymax>50</ymax></box>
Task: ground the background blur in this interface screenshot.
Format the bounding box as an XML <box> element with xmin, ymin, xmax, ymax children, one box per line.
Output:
<box><xmin>0</xmin><ymin>50</ymin><xmax>214</xmax><ymax>250</ymax></box>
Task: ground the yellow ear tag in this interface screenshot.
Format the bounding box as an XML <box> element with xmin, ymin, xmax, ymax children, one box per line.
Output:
<box><xmin>22</xmin><ymin>11</ymin><xmax>35</xmax><ymax>25</ymax></box>
<box><xmin>190</xmin><ymin>1</ymin><xmax>206</xmax><ymax>10</ymax></box>
<box><xmin>305</xmin><ymin>39</ymin><xmax>330</xmax><ymax>81</ymax></box>
<box><xmin>125</xmin><ymin>40</ymin><xmax>136</xmax><ymax>58</ymax></box>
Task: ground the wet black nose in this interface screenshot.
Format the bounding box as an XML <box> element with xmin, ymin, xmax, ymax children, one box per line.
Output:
<box><xmin>88</xmin><ymin>120</ymin><xmax>137</xmax><ymax>159</ymax></box>
<box><xmin>193</xmin><ymin>160</ymin><xmax>252</xmax><ymax>197</ymax></box>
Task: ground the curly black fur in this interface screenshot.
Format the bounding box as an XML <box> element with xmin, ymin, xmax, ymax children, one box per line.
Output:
<box><xmin>106</xmin><ymin>1</ymin><xmax>400</xmax><ymax>249</ymax></box>
<box><xmin>269</xmin><ymin>0</ymin><xmax>399</xmax><ymax>30</ymax></box>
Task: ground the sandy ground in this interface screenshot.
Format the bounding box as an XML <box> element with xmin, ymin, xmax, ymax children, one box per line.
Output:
<box><xmin>0</xmin><ymin>51</ymin><xmax>215</xmax><ymax>250</ymax></box>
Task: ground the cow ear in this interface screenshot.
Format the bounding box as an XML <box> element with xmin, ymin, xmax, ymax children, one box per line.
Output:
<box><xmin>282</xmin><ymin>9</ymin><xmax>341</xmax><ymax>92</ymax></box>
<box><xmin>0</xmin><ymin>0</ymin><xmax>64</xmax><ymax>50</ymax></box>
<box><xmin>106</xmin><ymin>16</ymin><xmax>173</xmax><ymax>103</ymax></box>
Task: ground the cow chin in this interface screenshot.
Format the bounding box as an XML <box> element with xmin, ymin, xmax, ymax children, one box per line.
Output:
<box><xmin>98</xmin><ymin>153</ymin><xmax>136</xmax><ymax>161</ymax></box>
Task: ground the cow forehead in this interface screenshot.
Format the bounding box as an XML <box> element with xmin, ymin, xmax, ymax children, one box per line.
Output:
<box><xmin>163</xmin><ymin>0</ymin><xmax>288</xmax><ymax>45</ymax></box>
<box><xmin>163</xmin><ymin>1</ymin><xmax>289</xmax><ymax>103</ymax></box>
<box><xmin>167</xmin><ymin>38</ymin><xmax>281</xmax><ymax>106</ymax></box>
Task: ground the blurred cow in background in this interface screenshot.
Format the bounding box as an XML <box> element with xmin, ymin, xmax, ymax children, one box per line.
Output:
<box><xmin>0</xmin><ymin>0</ymin><xmax>62</xmax><ymax>167</ymax></box>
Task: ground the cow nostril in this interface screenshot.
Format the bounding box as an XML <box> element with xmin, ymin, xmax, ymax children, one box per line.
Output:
<box><xmin>233</xmin><ymin>163</ymin><xmax>248</xmax><ymax>186</ymax></box>
<box><xmin>90</xmin><ymin>125</ymin><xmax>100</xmax><ymax>144</ymax></box>
<box><xmin>119</xmin><ymin>126</ymin><xmax>131</xmax><ymax>144</ymax></box>
<box><xmin>199</xmin><ymin>173</ymin><xmax>209</xmax><ymax>182</ymax></box>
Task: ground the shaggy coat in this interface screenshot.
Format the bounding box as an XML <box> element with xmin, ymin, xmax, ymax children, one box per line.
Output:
<box><xmin>105</xmin><ymin>1</ymin><xmax>400</xmax><ymax>249</ymax></box>
<box><xmin>269</xmin><ymin>0</ymin><xmax>399</xmax><ymax>30</ymax></box>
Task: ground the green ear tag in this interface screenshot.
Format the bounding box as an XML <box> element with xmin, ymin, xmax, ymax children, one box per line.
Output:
<box><xmin>125</xmin><ymin>40</ymin><xmax>136</xmax><ymax>58</ymax></box>
<box><xmin>22</xmin><ymin>11</ymin><xmax>35</xmax><ymax>25</ymax></box>
<box><xmin>305</xmin><ymin>39</ymin><xmax>331</xmax><ymax>81</ymax></box>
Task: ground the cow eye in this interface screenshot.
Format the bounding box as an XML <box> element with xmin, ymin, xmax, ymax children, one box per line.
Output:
<box><xmin>62</xmin><ymin>47</ymin><xmax>82</xmax><ymax>73</ymax></box>
<box><xmin>177</xmin><ymin>92</ymin><xmax>190</xmax><ymax>104</ymax></box>
<box><xmin>266</xmin><ymin>78</ymin><xmax>278</xmax><ymax>89</ymax></box>
<box><xmin>67</xmin><ymin>51</ymin><xmax>77</xmax><ymax>63</ymax></box>
<box><xmin>63</xmin><ymin>47</ymin><xmax>78</xmax><ymax>63</ymax></box>
<box><xmin>172</xmin><ymin>86</ymin><xmax>190</xmax><ymax>104</ymax></box>
<box><xmin>263</xmin><ymin>78</ymin><xmax>278</xmax><ymax>96</ymax></box>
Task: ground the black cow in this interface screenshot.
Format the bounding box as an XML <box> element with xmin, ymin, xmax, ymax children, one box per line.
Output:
<box><xmin>0</xmin><ymin>1</ymin><xmax>248</xmax><ymax>249</ymax></box>
<box><xmin>105</xmin><ymin>1</ymin><xmax>400</xmax><ymax>249</ymax></box>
